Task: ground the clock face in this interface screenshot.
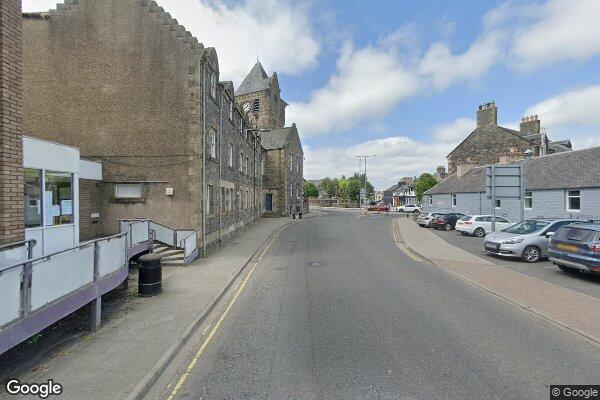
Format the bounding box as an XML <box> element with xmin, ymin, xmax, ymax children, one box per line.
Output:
<box><xmin>243</xmin><ymin>102</ymin><xmax>251</xmax><ymax>112</ymax></box>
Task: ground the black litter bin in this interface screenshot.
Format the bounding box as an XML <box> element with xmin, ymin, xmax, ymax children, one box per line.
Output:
<box><xmin>138</xmin><ymin>253</ymin><xmax>162</xmax><ymax>297</ymax></box>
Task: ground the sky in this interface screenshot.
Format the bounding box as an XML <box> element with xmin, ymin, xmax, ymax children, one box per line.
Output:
<box><xmin>24</xmin><ymin>0</ymin><xmax>600</xmax><ymax>190</ymax></box>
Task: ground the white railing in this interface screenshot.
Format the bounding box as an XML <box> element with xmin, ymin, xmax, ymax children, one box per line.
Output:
<box><xmin>119</xmin><ymin>219</ymin><xmax>198</xmax><ymax>264</ymax></box>
<box><xmin>0</xmin><ymin>233</ymin><xmax>127</xmax><ymax>329</ymax></box>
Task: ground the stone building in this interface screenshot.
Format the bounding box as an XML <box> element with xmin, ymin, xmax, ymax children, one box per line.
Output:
<box><xmin>235</xmin><ymin>61</ymin><xmax>287</xmax><ymax>131</ymax></box>
<box><xmin>21</xmin><ymin>0</ymin><xmax>262</xmax><ymax>254</ymax></box>
<box><xmin>0</xmin><ymin>0</ymin><xmax>25</xmax><ymax>245</ymax></box>
<box><xmin>236</xmin><ymin>61</ymin><xmax>304</xmax><ymax>216</ymax></box>
<box><xmin>446</xmin><ymin>102</ymin><xmax>572</xmax><ymax>175</ymax></box>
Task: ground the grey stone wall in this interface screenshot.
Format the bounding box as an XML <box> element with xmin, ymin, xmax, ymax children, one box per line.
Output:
<box><xmin>447</xmin><ymin>125</ymin><xmax>534</xmax><ymax>175</ymax></box>
<box><xmin>22</xmin><ymin>0</ymin><xmax>205</xmax><ymax>236</ymax></box>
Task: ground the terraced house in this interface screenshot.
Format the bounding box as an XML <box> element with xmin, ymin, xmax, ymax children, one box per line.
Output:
<box><xmin>20</xmin><ymin>0</ymin><xmax>263</xmax><ymax>257</ymax></box>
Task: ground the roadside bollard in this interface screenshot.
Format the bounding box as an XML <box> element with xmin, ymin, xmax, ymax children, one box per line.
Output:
<box><xmin>138</xmin><ymin>253</ymin><xmax>162</xmax><ymax>297</ymax></box>
<box><xmin>299</xmin><ymin>212</ymin><xmax>303</xmax><ymax>219</ymax></box>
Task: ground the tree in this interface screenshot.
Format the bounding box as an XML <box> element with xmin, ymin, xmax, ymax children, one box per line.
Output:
<box><xmin>346</xmin><ymin>176</ymin><xmax>364</xmax><ymax>203</ymax></box>
<box><xmin>337</xmin><ymin>178</ymin><xmax>348</xmax><ymax>199</ymax></box>
<box><xmin>415</xmin><ymin>173</ymin><xmax>438</xmax><ymax>202</ymax></box>
<box><xmin>304</xmin><ymin>181</ymin><xmax>319</xmax><ymax>198</ymax></box>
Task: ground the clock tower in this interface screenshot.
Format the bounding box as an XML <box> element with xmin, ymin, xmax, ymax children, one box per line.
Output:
<box><xmin>235</xmin><ymin>61</ymin><xmax>287</xmax><ymax>131</ymax></box>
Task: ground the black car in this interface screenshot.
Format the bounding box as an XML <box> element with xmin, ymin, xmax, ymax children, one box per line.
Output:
<box><xmin>430</xmin><ymin>213</ymin><xmax>465</xmax><ymax>231</ymax></box>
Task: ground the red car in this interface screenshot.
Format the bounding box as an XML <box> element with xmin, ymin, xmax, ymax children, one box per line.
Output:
<box><xmin>366</xmin><ymin>203</ymin><xmax>389</xmax><ymax>212</ymax></box>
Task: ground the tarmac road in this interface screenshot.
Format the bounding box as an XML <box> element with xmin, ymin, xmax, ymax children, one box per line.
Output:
<box><xmin>162</xmin><ymin>209</ymin><xmax>600</xmax><ymax>400</ymax></box>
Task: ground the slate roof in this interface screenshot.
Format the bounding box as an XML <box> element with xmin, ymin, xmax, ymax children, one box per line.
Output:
<box><xmin>425</xmin><ymin>146</ymin><xmax>600</xmax><ymax>195</ymax></box>
<box><xmin>261</xmin><ymin>127</ymin><xmax>292</xmax><ymax>150</ymax></box>
<box><xmin>236</xmin><ymin>61</ymin><xmax>271</xmax><ymax>96</ymax></box>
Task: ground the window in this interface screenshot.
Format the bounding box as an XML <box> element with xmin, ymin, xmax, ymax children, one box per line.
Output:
<box><xmin>567</xmin><ymin>190</ymin><xmax>581</xmax><ymax>211</ymax></box>
<box><xmin>252</xmin><ymin>98</ymin><xmax>259</xmax><ymax>111</ymax></box>
<box><xmin>229</xmin><ymin>100</ymin><xmax>233</xmax><ymax>121</ymax></box>
<box><xmin>229</xmin><ymin>143</ymin><xmax>234</xmax><ymax>167</ymax></box>
<box><xmin>209</xmin><ymin>128</ymin><xmax>217</xmax><ymax>158</ymax></box>
<box><xmin>428</xmin><ymin>196</ymin><xmax>432</xmax><ymax>206</ymax></box>
<box><xmin>296</xmin><ymin>157</ymin><xmax>300</xmax><ymax>172</ymax></box>
<box><xmin>524</xmin><ymin>191</ymin><xmax>533</xmax><ymax>209</ymax></box>
<box><xmin>239</xmin><ymin>153</ymin><xmax>244</xmax><ymax>172</ymax></box>
<box><xmin>261</xmin><ymin>159</ymin><xmax>265</xmax><ymax>176</ymax></box>
<box><xmin>206</xmin><ymin>185</ymin><xmax>213</xmax><ymax>214</ymax></box>
<box><xmin>45</xmin><ymin>171</ymin><xmax>73</xmax><ymax>226</ymax></box>
<box><xmin>239</xmin><ymin>117</ymin><xmax>243</xmax><ymax>136</ymax></box>
<box><xmin>289</xmin><ymin>183</ymin><xmax>293</xmax><ymax>196</ymax></box>
<box><xmin>115</xmin><ymin>183</ymin><xmax>142</xmax><ymax>199</ymax></box>
<box><xmin>495</xmin><ymin>199</ymin><xmax>501</xmax><ymax>209</ymax></box>
<box><xmin>24</xmin><ymin>168</ymin><xmax>42</xmax><ymax>228</ymax></box>
<box><xmin>451</xmin><ymin>194</ymin><xmax>457</xmax><ymax>207</ymax></box>
<box><xmin>209</xmin><ymin>70</ymin><xmax>217</xmax><ymax>98</ymax></box>
<box><xmin>289</xmin><ymin>155</ymin><xmax>293</xmax><ymax>171</ymax></box>
<box><xmin>245</xmin><ymin>156</ymin><xmax>249</xmax><ymax>175</ymax></box>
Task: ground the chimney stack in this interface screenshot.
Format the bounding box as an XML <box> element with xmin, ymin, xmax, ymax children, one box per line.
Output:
<box><xmin>520</xmin><ymin>114</ymin><xmax>540</xmax><ymax>135</ymax></box>
<box><xmin>476</xmin><ymin>101</ymin><xmax>497</xmax><ymax>128</ymax></box>
<box><xmin>456</xmin><ymin>163</ymin><xmax>475</xmax><ymax>178</ymax></box>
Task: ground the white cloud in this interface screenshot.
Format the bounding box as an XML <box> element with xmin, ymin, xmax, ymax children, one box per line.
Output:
<box><xmin>418</xmin><ymin>31</ymin><xmax>505</xmax><ymax>90</ymax></box>
<box><xmin>287</xmin><ymin>42</ymin><xmax>420</xmax><ymax>137</ymax></box>
<box><xmin>510</xmin><ymin>0</ymin><xmax>600</xmax><ymax>70</ymax></box>
<box><xmin>525</xmin><ymin>85</ymin><xmax>600</xmax><ymax>127</ymax></box>
<box><xmin>23</xmin><ymin>0</ymin><xmax>320</xmax><ymax>84</ymax></box>
<box><xmin>430</xmin><ymin>118</ymin><xmax>475</xmax><ymax>144</ymax></box>
<box><xmin>524</xmin><ymin>85</ymin><xmax>600</xmax><ymax>150</ymax></box>
<box><xmin>304</xmin><ymin>123</ymin><xmax>466</xmax><ymax>189</ymax></box>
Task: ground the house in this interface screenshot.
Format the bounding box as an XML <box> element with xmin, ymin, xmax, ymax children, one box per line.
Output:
<box><xmin>383</xmin><ymin>178</ymin><xmax>414</xmax><ymax>206</ymax></box>
<box><xmin>447</xmin><ymin>102</ymin><xmax>572</xmax><ymax>175</ymax></box>
<box><xmin>235</xmin><ymin>61</ymin><xmax>304</xmax><ymax>216</ymax></box>
<box><xmin>20</xmin><ymin>0</ymin><xmax>263</xmax><ymax>255</ymax></box>
<box><xmin>392</xmin><ymin>184</ymin><xmax>417</xmax><ymax>207</ymax></box>
<box><xmin>260</xmin><ymin>125</ymin><xmax>304</xmax><ymax>216</ymax></box>
<box><xmin>423</xmin><ymin>147</ymin><xmax>600</xmax><ymax>222</ymax></box>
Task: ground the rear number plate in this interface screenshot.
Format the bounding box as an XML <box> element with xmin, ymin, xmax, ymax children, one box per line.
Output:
<box><xmin>556</xmin><ymin>243</ymin><xmax>578</xmax><ymax>252</ymax></box>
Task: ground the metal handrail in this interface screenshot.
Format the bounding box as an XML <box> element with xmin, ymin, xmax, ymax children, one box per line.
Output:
<box><xmin>118</xmin><ymin>218</ymin><xmax>193</xmax><ymax>232</ymax></box>
<box><xmin>0</xmin><ymin>232</ymin><xmax>126</xmax><ymax>273</ymax></box>
<box><xmin>179</xmin><ymin>230</ymin><xmax>197</xmax><ymax>249</ymax></box>
<box><xmin>0</xmin><ymin>239</ymin><xmax>37</xmax><ymax>252</ymax></box>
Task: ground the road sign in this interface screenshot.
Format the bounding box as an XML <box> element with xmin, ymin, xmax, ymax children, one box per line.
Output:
<box><xmin>485</xmin><ymin>164</ymin><xmax>524</xmax><ymax>231</ymax></box>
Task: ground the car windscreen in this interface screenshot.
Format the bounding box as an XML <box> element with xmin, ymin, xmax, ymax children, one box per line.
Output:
<box><xmin>502</xmin><ymin>220</ymin><xmax>550</xmax><ymax>234</ymax></box>
<box><xmin>554</xmin><ymin>226</ymin><xmax>599</xmax><ymax>242</ymax></box>
<box><xmin>459</xmin><ymin>216</ymin><xmax>472</xmax><ymax>221</ymax></box>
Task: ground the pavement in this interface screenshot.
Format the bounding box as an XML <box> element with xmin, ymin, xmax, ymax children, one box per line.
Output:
<box><xmin>429</xmin><ymin>227</ymin><xmax>600</xmax><ymax>299</ymax></box>
<box><xmin>0</xmin><ymin>213</ymin><xmax>323</xmax><ymax>400</ymax></box>
<box><xmin>152</xmin><ymin>209</ymin><xmax>600</xmax><ymax>400</ymax></box>
<box><xmin>396</xmin><ymin>217</ymin><xmax>600</xmax><ymax>344</ymax></box>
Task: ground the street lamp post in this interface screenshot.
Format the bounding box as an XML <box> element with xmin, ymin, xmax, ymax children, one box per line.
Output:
<box><xmin>355</xmin><ymin>155</ymin><xmax>375</xmax><ymax>205</ymax></box>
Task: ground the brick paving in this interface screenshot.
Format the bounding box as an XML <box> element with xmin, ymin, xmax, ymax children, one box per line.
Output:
<box><xmin>396</xmin><ymin>218</ymin><xmax>600</xmax><ymax>344</ymax></box>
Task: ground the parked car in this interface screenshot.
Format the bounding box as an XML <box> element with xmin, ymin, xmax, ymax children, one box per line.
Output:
<box><xmin>484</xmin><ymin>218</ymin><xmax>580</xmax><ymax>263</ymax></box>
<box><xmin>397</xmin><ymin>204</ymin><xmax>421</xmax><ymax>213</ymax></box>
<box><xmin>430</xmin><ymin>213</ymin><xmax>465</xmax><ymax>231</ymax></box>
<box><xmin>366</xmin><ymin>203</ymin><xmax>389</xmax><ymax>212</ymax></box>
<box><xmin>417</xmin><ymin>212</ymin><xmax>444</xmax><ymax>227</ymax></box>
<box><xmin>548</xmin><ymin>222</ymin><xmax>600</xmax><ymax>274</ymax></box>
<box><xmin>455</xmin><ymin>215</ymin><xmax>513</xmax><ymax>237</ymax></box>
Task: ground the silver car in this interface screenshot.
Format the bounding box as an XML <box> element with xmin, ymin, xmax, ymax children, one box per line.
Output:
<box><xmin>417</xmin><ymin>212</ymin><xmax>443</xmax><ymax>228</ymax></box>
<box><xmin>484</xmin><ymin>218</ymin><xmax>580</xmax><ymax>263</ymax></box>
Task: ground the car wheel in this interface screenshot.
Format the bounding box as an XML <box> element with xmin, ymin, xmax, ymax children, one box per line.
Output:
<box><xmin>444</xmin><ymin>223</ymin><xmax>452</xmax><ymax>231</ymax></box>
<box><xmin>522</xmin><ymin>246</ymin><xmax>541</xmax><ymax>263</ymax></box>
<box><xmin>474</xmin><ymin>227</ymin><xmax>485</xmax><ymax>237</ymax></box>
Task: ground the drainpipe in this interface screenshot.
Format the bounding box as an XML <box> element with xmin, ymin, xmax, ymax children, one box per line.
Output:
<box><xmin>201</xmin><ymin>64</ymin><xmax>206</xmax><ymax>257</ymax></box>
<box><xmin>218</xmin><ymin>90</ymin><xmax>222</xmax><ymax>246</ymax></box>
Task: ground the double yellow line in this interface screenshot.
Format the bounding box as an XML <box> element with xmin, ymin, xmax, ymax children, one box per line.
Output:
<box><xmin>392</xmin><ymin>222</ymin><xmax>423</xmax><ymax>262</ymax></box>
<box><xmin>165</xmin><ymin>223</ymin><xmax>295</xmax><ymax>400</ymax></box>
